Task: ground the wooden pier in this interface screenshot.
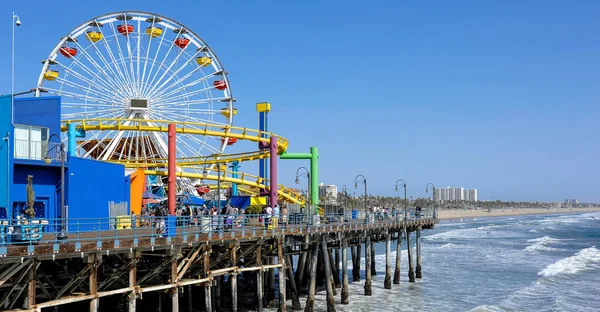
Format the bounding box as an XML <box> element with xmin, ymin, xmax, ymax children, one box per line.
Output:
<box><xmin>0</xmin><ymin>217</ymin><xmax>437</xmax><ymax>312</ymax></box>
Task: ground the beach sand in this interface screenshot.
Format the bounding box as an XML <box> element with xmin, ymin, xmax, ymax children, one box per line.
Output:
<box><xmin>437</xmin><ymin>207</ymin><xmax>600</xmax><ymax>220</ymax></box>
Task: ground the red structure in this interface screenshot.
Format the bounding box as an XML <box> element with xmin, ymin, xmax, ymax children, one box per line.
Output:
<box><xmin>168</xmin><ymin>123</ymin><xmax>176</xmax><ymax>216</ymax></box>
<box><xmin>174</xmin><ymin>38</ymin><xmax>190</xmax><ymax>48</ymax></box>
<box><xmin>59</xmin><ymin>47</ymin><xmax>78</xmax><ymax>58</ymax></box>
<box><xmin>117</xmin><ymin>24</ymin><xmax>134</xmax><ymax>35</ymax></box>
<box><xmin>213</xmin><ymin>80</ymin><xmax>227</xmax><ymax>90</ymax></box>
<box><xmin>221</xmin><ymin>137</ymin><xmax>237</xmax><ymax>145</ymax></box>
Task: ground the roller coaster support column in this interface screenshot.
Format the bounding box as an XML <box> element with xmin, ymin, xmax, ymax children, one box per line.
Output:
<box><xmin>279</xmin><ymin>147</ymin><xmax>319</xmax><ymax>214</ymax></box>
<box><xmin>257</xmin><ymin>102</ymin><xmax>270</xmax><ymax>184</ymax></box>
<box><xmin>270</xmin><ymin>137</ymin><xmax>278</xmax><ymax>208</ymax></box>
<box><xmin>230</xmin><ymin>161</ymin><xmax>240</xmax><ymax>196</ymax></box>
<box><xmin>67</xmin><ymin>123</ymin><xmax>76</xmax><ymax>157</ymax></box>
<box><xmin>167</xmin><ymin>124</ymin><xmax>176</xmax><ymax>236</ymax></box>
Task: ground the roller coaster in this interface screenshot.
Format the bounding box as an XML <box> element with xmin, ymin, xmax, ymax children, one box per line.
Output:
<box><xmin>37</xmin><ymin>11</ymin><xmax>313</xmax><ymax>210</ymax></box>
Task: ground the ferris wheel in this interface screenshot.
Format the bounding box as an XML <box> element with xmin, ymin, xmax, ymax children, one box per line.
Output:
<box><xmin>35</xmin><ymin>11</ymin><xmax>236</xmax><ymax>165</ymax></box>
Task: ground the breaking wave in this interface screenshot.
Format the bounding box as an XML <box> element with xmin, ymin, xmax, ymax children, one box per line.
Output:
<box><xmin>538</xmin><ymin>247</ymin><xmax>600</xmax><ymax>277</ymax></box>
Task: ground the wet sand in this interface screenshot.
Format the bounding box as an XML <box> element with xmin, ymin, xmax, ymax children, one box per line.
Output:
<box><xmin>437</xmin><ymin>207</ymin><xmax>600</xmax><ymax>220</ymax></box>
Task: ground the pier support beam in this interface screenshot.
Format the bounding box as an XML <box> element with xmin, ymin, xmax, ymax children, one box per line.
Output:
<box><xmin>328</xmin><ymin>249</ymin><xmax>341</xmax><ymax>289</ymax></box>
<box><xmin>256</xmin><ymin>246</ymin><xmax>263</xmax><ymax>312</ymax></box>
<box><xmin>204</xmin><ymin>244</ymin><xmax>212</xmax><ymax>312</ymax></box>
<box><xmin>341</xmin><ymin>237</ymin><xmax>349</xmax><ymax>305</ymax></box>
<box><xmin>171</xmin><ymin>248</ymin><xmax>180</xmax><ymax>312</ymax></box>
<box><xmin>266</xmin><ymin>257</ymin><xmax>276</xmax><ymax>308</ymax></box>
<box><xmin>128</xmin><ymin>252</ymin><xmax>139</xmax><ymax>312</ymax></box>
<box><xmin>371</xmin><ymin>242</ymin><xmax>376</xmax><ymax>276</ymax></box>
<box><xmin>327</xmin><ymin>250</ymin><xmax>337</xmax><ymax>296</ymax></box>
<box><xmin>295</xmin><ymin>236</ymin><xmax>308</xmax><ymax>291</ymax></box>
<box><xmin>406</xmin><ymin>229</ymin><xmax>415</xmax><ymax>282</ymax></box>
<box><xmin>231</xmin><ymin>245</ymin><xmax>238</xmax><ymax>312</ymax></box>
<box><xmin>89</xmin><ymin>253</ymin><xmax>99</xmax><ymax>312</ymax></box>
<box><xmin>384</xmin><ymin>231</ymin><xmax>392</xmax><ymax>289</ymax></box>
<box><xmin>393</xmin><ymin>230</ymin><xmax>402</xmax><ymax>284</ymax></box>
<box><xmin>364</xmin><ymin>232</ymin><xmax>372</xmax><ymax>296</ymax></box>
<box><xmin>321</xmin><ymin>235</ymin><xmax>336</xmax><ymax>312</ymax></box>
<box><xmin>278</xmin><ymin>237</ymin><xmax>286</xmax><ymax>312</ymax></box>
<box><xmin>304</xmin><ymin>237</ymin><xmax>319</xmax><ymax>312</ymax></box>
<box><xmin>286</xmin><ymin>255</ymin><xmax>302</xmax><ymax>310</ymax></box>
<box><xmin>353</xmin><ymin>244</ymin><xmax>361</xmax><ymax>282</ymax></box>
<box><xmin>26</xmin><ymin>261</ymin><xmax>36</xmax><ymax>309</ymax></box>
<box><xmin>416</xmin><ymin>228</ymin><xmax>422</xmax><ymax>279</ymax></box>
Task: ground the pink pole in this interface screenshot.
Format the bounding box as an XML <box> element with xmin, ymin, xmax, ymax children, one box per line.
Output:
<box><xmin>168</xmin><ymin>123</ymin><xmax>176</xmax><ymax>216</ymax></box>
<box><xmin>270</xmin><ymin>136</ymin><xmax>278</xmax><ymax>208</ymax></box>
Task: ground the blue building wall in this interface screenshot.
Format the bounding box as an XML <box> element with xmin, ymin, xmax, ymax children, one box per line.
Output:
<box><xmin>0</xmin><ymin>95</ymin><xmax>13</xmax><ymax>218</ymax></box>
<box><xmin>67</xmin><ymin>157</ymin><xmax>130</xmax><ymax>231</ymax></box>
<box><xmin>11</xmin><ymin>164</ymin><xmax>61</xmax><ymax>220</ymax></box>
<box><xmin>14</xmin><ymin>96</ymin><xmax>61</xmax><ymax>135</ymax></box>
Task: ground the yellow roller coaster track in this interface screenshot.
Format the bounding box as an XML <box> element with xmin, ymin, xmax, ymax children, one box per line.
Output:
<box><xmin>145</xmin><ymin>170</ymin><xmax>306</xmax><ymax>204</ymax></box>
<box><xmin>61</xmin><ymin>118</ymin><xmax>306</xmax><ymax>204</ymax></box>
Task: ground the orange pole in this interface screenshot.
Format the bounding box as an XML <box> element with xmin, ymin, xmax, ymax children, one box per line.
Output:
<box><xmin>168</xmin><ymin>123</ymin><xmax>176</xmax><ymax>216</ymax></box>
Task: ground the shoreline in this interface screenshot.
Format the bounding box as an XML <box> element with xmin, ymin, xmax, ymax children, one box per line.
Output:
<box><xmin>437</xmin><ymin>207</ymin><xmax>600</xmax><ymax>221</ymax></box>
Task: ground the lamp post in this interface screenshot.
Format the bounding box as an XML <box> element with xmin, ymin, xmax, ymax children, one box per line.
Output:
<box><xmin>342</xmin><ymin>185</ymin><xmax>348</xmax><ymax>217</ymax></box>
<box><xmin>11</xmin><ymin>12</ymin><xmax>21</xmax><ymax>125</ymax></box>
<box><xmin>426</xmin><ymin>183</ymin><xmax>435</xmax><ymax>218</ymax></box>
<box><xmin>295</xmin><ymin>167</ymin><xmax>310</xmax><ymax>214</ymax></box>
<box><xmin>354</xmin><ymin>174</ymin><xmax>367</xmax><ymax>223</ymax></box>
<box><xmin>395</xmin><ymin>179</ymin><xmax>407</xmax><ymax>220</ymax></box>
<box><xmin>45</xmin><ymin>134</ymin><xmax>65</xmax><ymax>237</ymax></box>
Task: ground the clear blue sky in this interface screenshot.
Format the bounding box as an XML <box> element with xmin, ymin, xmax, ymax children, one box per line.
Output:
<box><xmin>1</xmin><ymin>1</ymin><xmax>598</xmax><ymax>202</ymax></box>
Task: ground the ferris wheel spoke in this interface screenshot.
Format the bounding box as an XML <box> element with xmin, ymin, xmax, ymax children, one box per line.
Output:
<box><xmin>52</xmin><ymin>76</ymin><xmax>123</xmax><ymax>104</ymax></box>
<box><xmin>140</xmin><ymin>20</ymin><xmax>169</xmax><ymax>98</ymax></box>
<box><xmin>144</xmin><ymin>43</ymin><xmax>201</xmax><ymax>98</ymax></box>
<box><xmin>107</xmin><ymin>21</ymin><xmax>135</xmax><ymax>95</ymax></box>
<box><xmin>64</xmin><ymin>50</ymin><xmax>126</xmax><ymax>95</ymax></box>
<box><xmin>185</xmin><ymin>133</ymin><xmax>223</xmax><ymax>155</ymax></box>
<box><xmin>62</xmin><ymin>102</ymin><xmax>119</xmax><ymax>108</ymax></box>
<box><xmin>141</xmin><ymin>28</ymin><xmax>183</xmax><ymax>98</ymax></box>
<box><xmin>43</xmin><ymin>87</ymin><xmax>118</xmax><ymax>106</ymax></box>
<box><xmin>81</xmin><ymin>129</ymin><xmax>117</xmax><ymax>158</ymax></box>
<box><xmin>70</xmin><ymin>38</ymin><xmax>129</xmax><ymax>95</ymax></box>
<box><xmin>155</xmin><ymin>110</ymin><xmax>224</xmax><ymax>126</ymax></box>
<box><xmin>156</xmin><ymin>86</ymin><xmax>214</xmax><ymax>104</ymax></box>
<box><xmin>100</xmin><ymin>114</ymin><xmax>137</xmax><ymax>160</ymax></box>
<box><xmin>153</xmin><ymin>97</ymin><xmax>228</xmax><ymax>108</ymax></box>
<box><xmin>142</xmin><ymin>41</ymin><xmax>192</xmax><ymax>99</ymax></box>
<box><xmin>93</xmin><ymin>21</ymin><xmax>136</xmax><ymax>98</ymax></box>
<box><xmin>150</xmin><ymin>69</ymin><xmax>217</xmax><ymax>100</ymax></box>
<box><xmin>55</xmin><ymin>60</ymin><xmax>126</xmax><ymax>101</ymax></box>
<box><xmin>117</xmin><ymin>130</ymin><xmax>132</xmax><ymax>160</ymax></box>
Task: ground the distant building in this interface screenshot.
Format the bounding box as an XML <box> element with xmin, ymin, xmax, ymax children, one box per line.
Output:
<box><xmin>434</xmin><ymin>187</ymin><xmax>477</xmax><ymax>202</ymax></box>
<box><xmin>318</xmin><ymin>183</ymin><xmax>338</xmax><ymax>204</ymax></box>
<box><xmin>563</xmin><ymin>199</ymin><xmax>580</xmax><ymax>207</ymax></box>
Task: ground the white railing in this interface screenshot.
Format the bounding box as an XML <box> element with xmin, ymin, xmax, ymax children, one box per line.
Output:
<box><xmin>14</xmin><ymin>139</ymin><xmax>61</xmax><ymax>162</ymax></box>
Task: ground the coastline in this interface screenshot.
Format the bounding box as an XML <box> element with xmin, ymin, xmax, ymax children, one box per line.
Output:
<box><xmin>437</xmin><ymin>207</ymin><xmax>600</xmax><ymax>220</ymax></box>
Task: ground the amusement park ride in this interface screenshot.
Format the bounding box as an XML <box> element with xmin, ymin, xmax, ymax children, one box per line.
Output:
<box><xmin>34</xmin><ymin>11</ymin><xmax>319</xmax><ymax>213</ymax></box>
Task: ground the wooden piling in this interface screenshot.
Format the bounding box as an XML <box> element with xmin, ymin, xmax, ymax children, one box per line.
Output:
<box><xmin>393</xmin><ymin>230</ymin><xmax>402</xmax><ymax>284</ymax></box>
<box><xmin>353</xmin><ymin>244</ymin><xmax>361</xmax><ymax>282</ymax></box>
<box><xmin>416</xmin><ymin>228</ymin><xmax>422</xmax><ymax>279</ymax></box>
<box><xmin>304</xmin><ymin>237</ymin><xmax>319</xmax><ymax>312</ymax></box>
<box><xmin>341</xmin><ymin>237</ymin><xmax>349</xmax><ymax>305</ymax></box>
<box><xmin>321</xmin><ymin>235</ymin><xmax>336</xmax><ymax>312</ymax></box>
<box><xmin>328</xmin><ymin>249</ymin><xmax>341</xmax><ymax>289</ymax></box>
<box><xmin>371</xmin><ymin>242</ymin><xmax>377</xmax><ymax>276</ymax></box>
<box><xmin>295</xmin><ymin>236</ymin><xmax>309</xmax><ymax>291</ymax></box>
<box><xmin>364</xmin><ymin>232</ymin><xmax>372</xmax><ymax>296</ymax></box>
<box><xmin>285</xmin><ymin>255</ymin><xmax>302</xmax><ymax>310</ymax></box>
<box><xmin>128</xmin><ymin>253</ymin><xmax>138</xmax><ymax>312</ymax></box>
<box><xmin>278</xmin><ymin>237</ymin><xmax>287</xmax><ymax>312</ymax></box>
<box><xmin>187</xmin><ymin>286</ymin><xmax>193</xmax><ymax>312</ymax></box>
<box><xmin>406</xmin><ymin>229</ymin><xmax>415</xmax><ymax>282</ymax></box>
<box><xmin>231</xmin><ymin>245</ymin><xmax>238</xmax><ymax>312</ymax></box>
<box><xmin>256</xmin><ymin>246</ymin><xmax>263</xmax><ymax>312</ymax></box>
<box><xmin>26</xmin><ymin>260</ymin><xmax>36</xmax><ymax>309</ymax></box>
<box><xmin>89</xmin><ymin>253</ymin><xmax>99</xmax><ymax>312</ymax></box>
<box><xmin>171</xmin><ymin>249</ymin><xmax>180</xmax><ymax>312</ymax></box>
<box><xmin>266</xmin><ymin>257</ymin><xmax>276</xmax><ymax>308</ymax></box>
<box><xmin>334</xmin><ymin>247</ymin><xmax>340</xmax><ymax>283</ymax></box>
<box><xmin>384</xmin><ymin>231</ymin><xmax>392</xmax><ymax>289</ymax></box>
<box><xmin>204</xmin><ymin>244</ymin><xmax>213</xmax><ymax>312</ymax></box>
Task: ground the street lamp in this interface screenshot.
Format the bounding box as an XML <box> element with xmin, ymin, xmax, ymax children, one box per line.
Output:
<box><xmin>426</xmin><ymin>183</ymin><xmax>436</xmax><ymax>218</ymax></box>
<box><xmin>45</xmin><ymin>134</ymin><xmax>66</xmax><ymax>238</ymax></box>
<box><xmin>354</xmin><ymin>174</ymin><xmax>367</xmax><ymax>223</ymax></box>
<box><xmin>342</xmin><ymin>185</ymin><xmax>348</xmax><ymax>216</ymax></box>
<box><xmin>395</xmin><ymin>179</ymin><xmax>407</xmax><ymax>220</ymax></box>
<box><xmin>295</xmin><ymin>167</ymin><xmax>310</xmax><ymax>214</ymax></box>
<box><xmin>11</xmin><ymin>12</ymin><xmax>21</xmax><ymax>124</ymax></box>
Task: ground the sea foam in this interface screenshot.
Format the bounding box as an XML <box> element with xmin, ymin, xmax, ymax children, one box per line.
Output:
<box><xmin>524</xmin><ymin>236</ymin><xmax>563</xmax><ymax>252</ymax></box>
<box><xmin>538</xmin><ymin>247</ymin><xmax>600</xmax><ymax>277</ymax></box>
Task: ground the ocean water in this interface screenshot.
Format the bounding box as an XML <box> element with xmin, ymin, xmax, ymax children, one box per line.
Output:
<box><xmin>307</xmin><ymin>212</ymin><xmax>600</xmax><ymax>312</ymax></box>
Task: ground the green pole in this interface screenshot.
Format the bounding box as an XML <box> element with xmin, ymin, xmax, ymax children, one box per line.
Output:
<box><xmin>310</xmin><ymin>147</ymin><xmax>319</xmax><ymax>214</ymax></box>
<box><xmin>279</xmin><ymin>147</ymin><xmax>319</xmax><ymax>214</ymax></box>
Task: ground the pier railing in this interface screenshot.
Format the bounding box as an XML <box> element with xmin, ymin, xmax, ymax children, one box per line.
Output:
<box><xmin>0</xmin><ymin>209</ymin><xmax>437</xmax><ymax>257</ymax></box>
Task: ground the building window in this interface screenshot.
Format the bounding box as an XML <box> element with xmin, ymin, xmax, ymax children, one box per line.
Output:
<box><xmin>14</xmin><ymin>125</ymin><xmax>49</xmax><ymax>160</ymax></box>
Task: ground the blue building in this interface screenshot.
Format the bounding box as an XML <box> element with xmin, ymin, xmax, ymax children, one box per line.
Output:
<box><xmin>0</xmin><ymin>95</ymin><xmax>130</xmax><ymax>232</ymax></box>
